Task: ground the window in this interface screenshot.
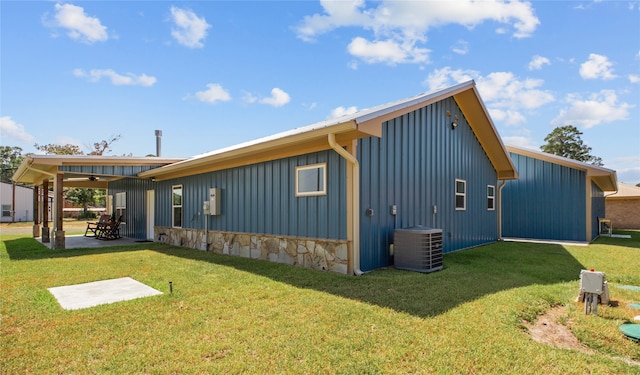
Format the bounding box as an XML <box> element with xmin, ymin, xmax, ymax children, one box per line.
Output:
<box><xmin>487</xmin><ymin>185</ymin><xmax>495</xmax><ymax>211</ymax></box>
<box><xmin>172</xmin><ymin>185</ymin><xmax>183</xmax><ymax>227</ymax></box>
<box><xmin>296</xmin><ymin>163</ymin><xmax>326</xmax><ymax>197</ymax></box>
<box><xmin>455</xmin><ymin>179</ymin><xmax>466</xmax><ymax>210</ymax></box>
<box><xmin>1</xmin><ymin>204</ymin><xmax>11</xmax><ymax>217</ymax></box>
<box><xmin>115</xmin><ymin>192</ymin><xmax>126</xmax><ymax>222</ymax></box>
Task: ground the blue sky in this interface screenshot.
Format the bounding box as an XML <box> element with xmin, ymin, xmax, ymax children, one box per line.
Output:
<box><xmin>1</xmin><ymin>1</ymin><xmax>639</xmax><ymax>184</ymax></box>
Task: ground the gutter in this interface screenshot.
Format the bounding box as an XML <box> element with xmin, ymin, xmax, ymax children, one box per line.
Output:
<box><xmin>328</xmin><ymin>134</ymin><xmax>363</xmax><ymax>276</ymax></box>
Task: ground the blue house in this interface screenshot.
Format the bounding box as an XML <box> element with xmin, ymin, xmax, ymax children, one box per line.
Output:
<box><xmin>14</xmin><ymin>81</ymin><xmax>519</xmax><ymax>274</ymax></box>
<box><xmin>502</xmin><ymin>145</ymin><xmax>617</xmax><ymax>243</ymax></box>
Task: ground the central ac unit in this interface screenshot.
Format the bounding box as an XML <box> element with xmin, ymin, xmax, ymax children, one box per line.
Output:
<box><xmin>393</xmin><ymin>226</ymin><xmax>443</xmax><ymax>273</ymax></box>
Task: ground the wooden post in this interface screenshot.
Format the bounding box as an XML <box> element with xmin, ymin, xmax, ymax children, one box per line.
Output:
<box><xmin>32</xmin><ymin>185</ymin><xmax>40</xmax><ymax>238</ymax></box>
<box><xmin>54</xmin><ymin>172</ymin><xmax>65</xmax><ymax>249</ymax></box>
<box><xmin>41</xmin><ymin>180</ymin><xmax>50</xmax><ymax>243</ymax></box>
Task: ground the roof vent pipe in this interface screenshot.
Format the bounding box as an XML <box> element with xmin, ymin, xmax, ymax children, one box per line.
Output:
<box><xmin>155</xmin><ymin>130</ymin><xmax>162</xmax><ymax>157</ymax></box>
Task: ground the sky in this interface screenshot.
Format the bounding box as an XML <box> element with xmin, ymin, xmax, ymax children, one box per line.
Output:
<box><xmin>1</xmin><ymin>1</ymin><xmax>639</xmax><ymax>184</ymax></box>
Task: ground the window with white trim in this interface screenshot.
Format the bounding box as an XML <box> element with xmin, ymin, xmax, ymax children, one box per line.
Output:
<box><xmin>295</xmin><ymin>163</ymin><xmax>327</xmax><ymax>197</ymax></box>
<box><xmin>455</xmin><ymin>179</ymin><xmax>466</xmax><ymax>210</ymax></box>
<box><xmin>115</xmin><ymin>192</ymin><xmax>126</xmax><ymax>222</ymax></box>
<box><xmin>1</xmin><ymin>204</ymin><xmax>11</xmax><ymax>217</ymax></box>
<box><xmin>487</xmin><ymin>185</ymin><xmax>495</xmax><ymax>211</ymax></box>
<box><xmin>172</xmin><ymin>185</ymin><xmax>183</xmax><ymax>227</ymax></box>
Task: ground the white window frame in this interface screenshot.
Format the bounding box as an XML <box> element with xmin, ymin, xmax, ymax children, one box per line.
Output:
<box><xmin>487</xmin><ymin>185</ymin><xmax>495</xmax><ymax>211</ymax></box>
<box><xmin>115</xmin><ymin>192</ymin><xmax>126</xmax><ymax>222</ymax></box>
<box><xmin>172</xmin><ymin>185</ymin><xmax>183</xmax><ymax>228</ymax></box>
<box><xmin>1</xmin><ymin>204</ymin><xmax>11</xmax><ymax>217</ymax></box>
<box><xmin>295</xmin><ymin>163</ymin><xmax>327</xmax><ymax>197</ymax></box>
<box><xmin>455</xmin><ymin>179</ymin><xmax>466</xmax><ymax>211</ymax></box>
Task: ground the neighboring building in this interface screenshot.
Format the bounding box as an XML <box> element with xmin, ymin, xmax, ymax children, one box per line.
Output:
<box><xmin>502</xmin><ymin>145</ymin><xmax>617</xmax><ymax>243</ymax></box>
<box><xmin>606</xmin><ymin>182</ymin><xmax>640</xmax><ymax>230</ymax></box>
<box><xmin>0</xmin><ymin>182</ymin><xmax>52</xmax><ymax>223</ymax></box>
<box><xmin>0</xmin><ymin>182</ymin><xmax>33</xmax><ymax>222</ymax></box>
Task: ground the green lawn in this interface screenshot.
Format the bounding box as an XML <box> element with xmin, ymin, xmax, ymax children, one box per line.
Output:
<box><xmin>1</xmin><ymin>231</ymin><xmax>639</xmax><ymax>374</ymax></box>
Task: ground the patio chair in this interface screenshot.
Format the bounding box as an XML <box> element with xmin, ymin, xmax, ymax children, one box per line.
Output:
<box><xmin>84</xmin><ymin>214</ymin><xmax>111</xmax><ymax>237</ymax></box>
<box><xmin>97</xmin><ymin>216</ymin><xmax>123</xmax><ymax>240</ymax></box>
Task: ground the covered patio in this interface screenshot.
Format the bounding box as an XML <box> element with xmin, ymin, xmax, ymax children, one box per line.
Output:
<box><xmin>12</xmin><ymin>155</ymin><xmax>183</xmax><ymax>249</ymax></box>
<box><xmin>37</xmin><ymin>234</ymin><xmax>142</xmax><ymax>249</ymax></box>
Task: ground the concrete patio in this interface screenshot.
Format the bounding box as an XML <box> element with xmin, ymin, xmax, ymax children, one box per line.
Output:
<box><xmin>38</xmin><ymin>234</ymin><xmax>142</xmax><ymax>249</ymax></box>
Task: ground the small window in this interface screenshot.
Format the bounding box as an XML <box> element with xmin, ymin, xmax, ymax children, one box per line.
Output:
<box><xmin>455</xmin><ymin>179</ymin><xmax>466</xmax><ymax>210</ymax></box>
<box><xmin>296</xmin><ymin>163</ymin><xmax>326</xmax><ymax>197</ymax></box>
<box><xmin>487</xmin><ymin>185</ymin><xmax>495</xmax><ymax>211</ymax></box>
<box><xmin>1</xmin><ymin>204</ymin><xmax>11</xmax><ymax>217</ymax></box>
<box><xmin>115</xmin><ymin>192</ymin><xmax>126</xmax><ymax>222</ymax></box>
<box><xmin>172</xmin><ymin>185</ymin><xmax>183</xmax><ymax>227</ymax></box>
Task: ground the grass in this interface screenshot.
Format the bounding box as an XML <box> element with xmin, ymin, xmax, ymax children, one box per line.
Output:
<box><xmin>1</xmin><ymin>230</ymin><xmax>639</xmax><ymax>374</ymax></box>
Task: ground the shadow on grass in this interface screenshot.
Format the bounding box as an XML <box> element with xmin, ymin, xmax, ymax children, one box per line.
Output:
<box><xmin>2</xmin><ymin>235</ymin><xmax>589</xmax><ymax>318</ymax></box>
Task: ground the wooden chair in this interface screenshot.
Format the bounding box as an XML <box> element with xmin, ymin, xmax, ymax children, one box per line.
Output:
<box><xmin>84</xmin><ymin>214</ymin><xmax>111</xmax><ymax>237</ymax></box>
<box><xmin>97</xmin><ymin>216</ymin><xmax>123</xmax><ymax>240</ymax></box>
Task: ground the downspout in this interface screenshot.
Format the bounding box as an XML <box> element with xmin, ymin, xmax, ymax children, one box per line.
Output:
<box><xmin>328</xmin><ymin>133</ymin><xmax>363</xmax><ymax>275</ymax></box>
<box><xmin>497</xmin><ymin>179</ymin><xmax>507</xmax><ymax>240</ymax></box>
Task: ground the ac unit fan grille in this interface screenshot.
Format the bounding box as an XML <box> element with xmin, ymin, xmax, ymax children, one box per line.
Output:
<box><xmin>394</xmin><ymin>227</ymin><xmax>443</xmax><ymax>273</ymax></box>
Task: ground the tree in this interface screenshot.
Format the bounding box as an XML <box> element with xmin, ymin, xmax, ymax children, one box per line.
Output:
<box><xmin>0</xmin><ymin>146</ymin><xmax>25</xmax><ymax>183</ymax></box>
<box><xmin>35</xmin><ymin>134</ymin><xmax>121</xmax><ymax>156</ymax></box>
<box><xmin>541</xmin><ymin>125</ymin><xmax>603</xmax><ymax>166</ymax></box>
<box><xmin>34</xmin><ymin>135</ymin><xmax>122</xmax><ymax>218</ymax></box>
<box><xmin>89</xmin><ymin>134</ymin><xmax>122</xmax><ymax>155</ymax></box>
<box><xmin>34</xmin><ymin>143</ymin><xmax>83</xmax><ymax>155</ymax></box>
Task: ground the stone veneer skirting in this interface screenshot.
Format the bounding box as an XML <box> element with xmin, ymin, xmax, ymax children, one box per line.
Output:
<box><xmin>155</xmin><ymin>227</ymin><xmax>349</xmax><ymax>274</ymax></box>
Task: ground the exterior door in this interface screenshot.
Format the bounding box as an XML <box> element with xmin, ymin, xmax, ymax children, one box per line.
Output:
<box><xmin>146</xmin><ymin>190</ymin><xmax>155</xmax><ymax>240</ymax></box>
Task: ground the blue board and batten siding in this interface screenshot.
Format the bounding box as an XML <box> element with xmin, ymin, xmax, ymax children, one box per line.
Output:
<box><xmin>502</xmin><ymin>153</ymin><xmax>587</xmax><ymax>241</ymax></box>
<box><xmin>358</xmin><ymin>97</ymin><xmax>499</xmax><ymax>271</ymax></box>
<box><xmin>111</xmin><ymin>150</ymin><xmax>348</xmax><ymax>241</ymax></box>
<box><xmin>108</xmin><ymin>178</ymin><xmax>155</xmax><ymax>239</ymax></box>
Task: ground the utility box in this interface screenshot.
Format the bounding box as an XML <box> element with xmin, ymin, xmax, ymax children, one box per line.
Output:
<box><xmin>580</xmin><ymin>270</ymin><xmax>605</xmax><ymax>294</ymax></box>
<box><xmin>209</xmin><ymin>188</ymin><xmax>221</xmax><ymax>215</ymax></box>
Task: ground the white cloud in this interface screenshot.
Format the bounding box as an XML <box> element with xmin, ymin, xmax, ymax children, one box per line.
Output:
<box><xmin>170</xmin><ymin>6</ymin><xmax>210</xmax><ymax>48</ymax></box>
<box><xmin>423</xmin><ymin>67</ymin><xmax>478</xmax><ymax>91</ymax></box>
<box><xmin>551</xmin><ymin>90</ymin><xmax>632</xmax><ymax>128</ymax></box>
<box><xmin>579</xmin><ymin>53</ymin><xmax>617</xmax><ymax>80</ymax></box>
<box><xmin>424</xmin><ymin>67</ymin><xmax>554</xmax><ymax>126</ymax></box>
<box><xmin>259</xmin><ymin>88</ymin><xmax>291</xmax><ymax>107</ymax></box>
<box><xmin>295</xmin><ymin>1</ymin><xmax>539</xmax><ymax>65</ymax></box>
<box><xmin>73</xmin><ymin>69</ymin><xmax>157</xmax><ymax>86</ymax></box>
<box><xmin>347</xmin><ymin>36</ymin><xmax>429</xmax><ymax>65</ymax></box>
<box><xmin>194</xmin><ymin>83</ymin><xmax>231</xmax><ymax>104</ymax></box>
<box><xmin>46</xmin><ymin>3</ymin><xmax>108</xmax><ymax>43</ymax></box>
<box><xmin>451</xmin><ymin>40</ymin><xmax>469</xmax><ymax>55</ymax></box>
<box><xmin>242</xmin><ymin>91</ymin><xmax>258</xmax><ymax>104</ymax></box>
<box><xmin>0</xmin><ymin>116</ymin><xmax>35</xmax><ymax>144</ymax></box>
<box><xmin>328</xmin><ymin>106</ymin><xmax>358</xmax><ymax>119</ymax></box>
<box><xmin>477</xmin><ymin>72</ymin><xmax>554</xmax><ymax>110</ymax></box>
<box><xmin>528</xmin><ymin>55</ymin><xmax>550</xmax><ymax>70</ymax></box>
<box><xmin>488</xmin><ymin>108</ymin><xmax>527</xmax><ymax>126</ymax></box>
<box><xmin>502</xmin><ymin>135</ymin><xmax>538</xmax><ymax>149</ymax></box>
<box><xmin>629</xmin><ymin>74</ymin><xmax>640</xmax><ymax>84</ymax></box>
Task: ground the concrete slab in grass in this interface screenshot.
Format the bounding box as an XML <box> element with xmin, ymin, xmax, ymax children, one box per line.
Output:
<box><xmin>48</xmin><ymin>277</ymin><xmax>163</xmax><ymax>310</ymax></box>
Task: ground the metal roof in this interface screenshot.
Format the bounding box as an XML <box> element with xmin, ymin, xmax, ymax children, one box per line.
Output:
<box><xmin>140</xmin><ymin>80</ymin><xmax>518</xmax><ymax>181</ymax></box>
<box><xmin>12</xmin><ymin>155</ymin><xmax>184</xmax><ymax>187</ymax></box>
<box><xmin>506</xmin><ymin>145</ymin><xmax>618</xmax><ymax>192</ymax></box>
<box><xmin>606</xmin><ymin>182</ymin><xmax>640</xmax><ymax>199</ymax></box>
